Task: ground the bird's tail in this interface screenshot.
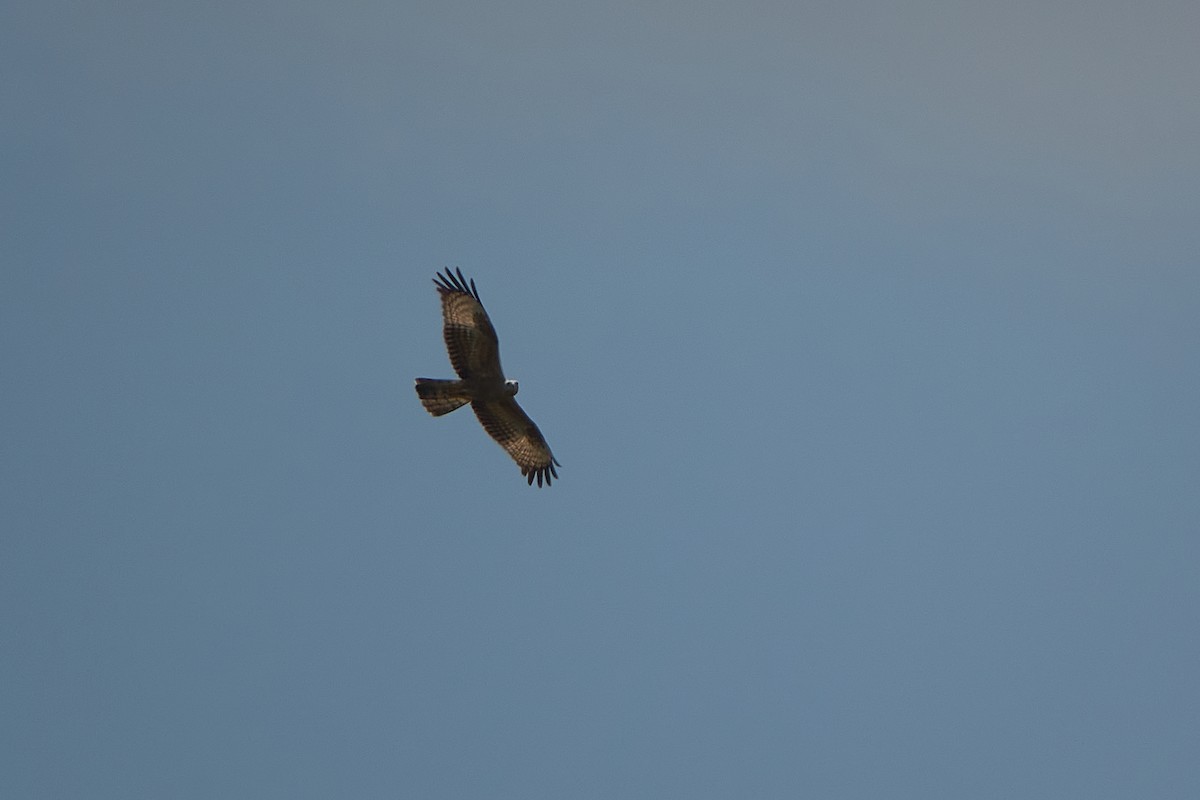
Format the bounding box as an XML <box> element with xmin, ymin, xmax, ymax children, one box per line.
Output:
<box><xmin>415</xmin><ymin>378</ymin><xmax>471</xmax><ymax>416</ymax></box>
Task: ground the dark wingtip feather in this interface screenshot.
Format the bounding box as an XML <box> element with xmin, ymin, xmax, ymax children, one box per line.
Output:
<box><xmin>433</xmin><ymin>267</ymin><xmax>482</xmax><ymax>303</ymax></box>
<box><xmin>521</xmin><ymin>464</ymin><xmax>559</xmax><ymax>487</ymax></box>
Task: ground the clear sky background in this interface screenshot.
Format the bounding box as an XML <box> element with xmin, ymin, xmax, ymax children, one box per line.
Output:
<box><xmin>3</xmin><ymin>2</ymin><xmax>1198</xmax><ymax>798</ymax></box>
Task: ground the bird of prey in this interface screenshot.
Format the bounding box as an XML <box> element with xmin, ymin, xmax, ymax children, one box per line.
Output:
<box><xmin>415</xmin><ymin>268</ymin><xmax>561</xmax><ymax>487</ymax></box>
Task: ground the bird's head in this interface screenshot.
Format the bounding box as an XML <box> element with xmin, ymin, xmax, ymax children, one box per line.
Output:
<box><xmin>505</xmin><ymin>380</ymin><xmax>519</xmax><ymax>396</ymax></box>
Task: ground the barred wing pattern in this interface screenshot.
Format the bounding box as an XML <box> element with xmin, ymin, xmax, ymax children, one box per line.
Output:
<box><xmin>434</xmin><ymin>269</ymin><xmax>503</xmax><ymax>381</ymax></box>
<box><xmin>473</xmin><ymin>398</ymin><xmax>561</xmax><ymax>487</ymax></box>
<box><xmin>417</xmin><ymin>268</ymin><xmax>561</xmax><ymax>487</ymax></box>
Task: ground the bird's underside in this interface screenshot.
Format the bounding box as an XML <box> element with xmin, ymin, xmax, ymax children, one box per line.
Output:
<box><xmin>415</xmin><ymin>268</ymin><xmax>560</xmax><ymax>487</ymax></box>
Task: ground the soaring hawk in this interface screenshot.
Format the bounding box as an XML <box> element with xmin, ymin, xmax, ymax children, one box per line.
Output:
<box><xmin>415</xmin><ymin>268</ymin><xmax>561</xmax><ymax>487</ymax></box>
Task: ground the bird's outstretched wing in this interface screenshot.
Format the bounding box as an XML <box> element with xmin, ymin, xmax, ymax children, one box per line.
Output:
<box><xmin>472</xmin><ymin>398</ymin><xmax>561</xmax><ymax>487</ymax></box>
<box><xmin>434</xmin><ymin>268</ymin><xmax>503</xmax><ymax>381</ymax></box>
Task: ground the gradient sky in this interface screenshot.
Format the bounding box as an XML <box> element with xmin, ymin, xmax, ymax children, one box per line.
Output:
<box><xmin>3</xmin><ymin>2</ymin><xmax>1198</xmax><ymax>798</ymax></box>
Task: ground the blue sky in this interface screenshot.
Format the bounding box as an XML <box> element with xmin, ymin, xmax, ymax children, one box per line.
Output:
<box><xmin>3</xmin><ymin>2</ymin><xmax>1198</xmax><ymax>797</ymax></box>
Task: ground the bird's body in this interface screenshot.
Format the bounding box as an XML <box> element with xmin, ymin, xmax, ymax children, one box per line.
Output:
<box><xmin>415</xmin><ymin>268</ymin><xmax>561</xmax><ymax>487</ymax></box>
